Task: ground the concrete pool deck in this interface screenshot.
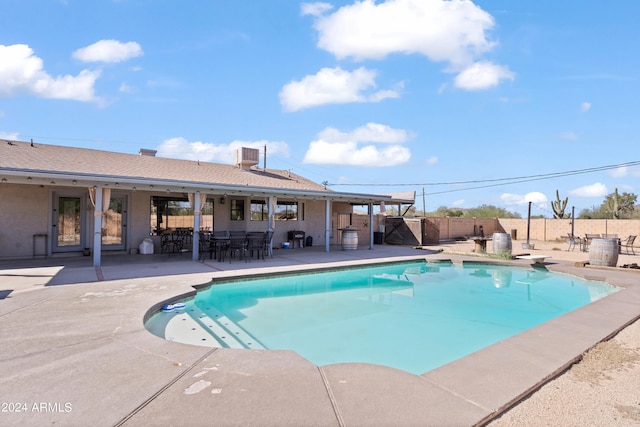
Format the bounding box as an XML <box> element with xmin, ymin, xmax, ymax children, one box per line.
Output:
<box><xmin>1</xmin><ymin>240</ymin><xmax>639</xmax><ymax>426</ymax></box>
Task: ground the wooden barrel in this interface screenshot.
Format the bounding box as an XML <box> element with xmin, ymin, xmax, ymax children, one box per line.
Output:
<box><xmin>492</xmin><ymin>232</ymin><xmax>512</xmax><ymax>255</ymax></box>
<box><xmin>342</xmin><ymin>229</ymin><xmax>358</xmax><ymax>250</ymax></box>
<box><xmin>589</xmin><ymin>238</ymin><xmax>619</xmax><ymax>267</ymax></box>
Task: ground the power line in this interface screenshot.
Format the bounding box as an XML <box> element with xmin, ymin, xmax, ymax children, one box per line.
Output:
<box><xmin>327</xmin><ymin>161</ymin><xmax>640</xmax><ymax>196</ymax></box>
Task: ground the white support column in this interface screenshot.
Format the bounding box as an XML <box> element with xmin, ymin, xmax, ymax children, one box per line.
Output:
<box><xmin>325</xmin><ymin>199</ymin><xmax>331</xmax><ymax>253</ymax></box>
<box><xmin>268</xmin><ymin>196</ymin><xmax>275</xmax><ymax>256</ymax></box>
<box><xmin>92</xmin><ymin>186</ymin><xmax>103</xmax><ymax>268</ymax></box>
<box><xmin>192</xmin><ymin>191</ymin><xmax>201</xmax><ymax>261</ymax></box>
<box><xmin>368</xmin><ymin>202</ymin><xmax>374</xmax><ymax>250</ymax></box>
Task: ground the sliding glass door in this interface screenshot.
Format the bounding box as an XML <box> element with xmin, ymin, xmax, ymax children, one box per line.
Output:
<box><xmin>53</xmin><ymin>194</ymin><xmax>85</xmax><ymax>252</ymax></box>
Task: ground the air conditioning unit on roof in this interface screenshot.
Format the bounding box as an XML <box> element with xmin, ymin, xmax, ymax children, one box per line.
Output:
<box><xmin>235</xmin><ymin>147</ymin><xmax>259</xmax><ymax>169</ymax></box>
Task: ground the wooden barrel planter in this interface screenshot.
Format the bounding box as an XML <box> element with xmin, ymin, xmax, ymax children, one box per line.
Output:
<box><xmin>341</xmin><ymin>228</ymin><xmax>358</xmax><ymax>250</ymax></box>
<box><xmin>492</xmin><ymin>232</ymin><xmax>512</xmax><ymax>255</ymax></box>
<box><xmin>589</xmin><ymin>238</ymin><xmax>619</xmax><ymax>267</ymax></box>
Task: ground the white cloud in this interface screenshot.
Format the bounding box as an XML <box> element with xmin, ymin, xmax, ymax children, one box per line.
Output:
<box><xmin>501</xmin><ymin>191</ymin><xmax>547</xmax><ymax>207</ymax></box>
<box><xmin>301</xmin><ymin>2</ymin><xmax>333</xmax><ymax>17</ymax></box>
<box><xmin>304</xmin><ymin>141</ymin><xmax>410</xmax><ymax>167</ymax></box>
<box><xmin>118</xmin><ymin>83</ymin><xmax>133</xmax><ymax>93</ymax></box>
<box><xmin>569</xmin><ymin>183</ymin><xmax>608</xmax><ymax>198</ymax></box>
<box><xmin>559</xmin><ymin>131</ymin><xmax>578</xmax><ymax>140</ymax></box>
<box><xmin>451</xmin><ymin>199</ymin><xmax>464</xmax><ymax>207</ymax></box>
<box><xmin>0</xmin><ymin>44</ymin><xmax>100</xmax><ymax>101</ymax></box>
<box><xmin>305</xmin><ymin>0</ymin><xmax>512</xmax><ymax>91</ymax></box>
<box><xmin>73</xmin><ymin>40</ymin><xmax>143</xmax><ymax>63</ymax></box>
<box><xmin>156</xmin><ymin>137</ymin><xmax>289</xmax><ymax>164</ymax></box>
<box><xmin>580</xmin><ymin>101</ymin><xmax>592</xmax><ymax>112</ymax></box>
<box><xmin>609</xmin><ymin>165</ymin><xmax>640</xmax><ymax>178</ymax></box>
<box><xmin>0</xmin><ymin>131</ymin><xmax>19</xmax><ymax>140</ymax></box>
<box><xmin>309</xmin><ymin>0</ymin><xmax>496</xmax><ymax>65</ymax></box>
<box><xmin>425</xmin><ymin>156</ymin><xmax>438</xmax><ymax>166</ymax></box>
<box><xmin>453</xmin><ymin>61</ymin><xmax>514</xmax><ymax>90</ymax></box>
<box><xmin>303</xmin><ymin>123</ymin><xmax>411</xmax><ymax>167</ymax></box>
<box><xmin>320</xmin><ymin>122</ymin><xmax>409</xmax><ymax>144</ymax></box>
<box><xmin>279</xmin><ymin>67</ymin><xmax>399</xmax><ymax>112</ymax></box>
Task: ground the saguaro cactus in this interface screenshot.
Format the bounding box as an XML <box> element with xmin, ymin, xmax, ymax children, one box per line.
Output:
<box><xmin>611</xmin><ymin>188</ymin><xmax>621</xmax><ymax>219</ymax></box>
<box><xmin>551</xmin><ymin>190</ymin><xmax>569</xmax><ymax>219</ymax></box>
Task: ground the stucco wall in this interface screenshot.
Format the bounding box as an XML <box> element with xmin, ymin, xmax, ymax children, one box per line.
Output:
<box><xmin>436</xmin><ymin>217</ymin><xmax>640</xmax><ymax>243</ymax></box>
<box><xmin>0</xmin><ymin>183</ymin><xmax>50</xmax><ymax>259</ymax></box>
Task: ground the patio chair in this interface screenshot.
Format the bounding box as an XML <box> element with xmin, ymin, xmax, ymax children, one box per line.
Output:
<box><xmin>567</xmin><ymin>234</ymin><xmax>583</xmax><ymax>252</ymax></box>
<box><xmin>161</xmin><ymin>231</ymin><xmax>183</xmax><ymax>255</ymax></box>
<box><xmin>198</xmin><ymin>234</ymin><xmax>213</xmax><ymax>261</ymax></box>
<box><xmin>227</xmin><ymin>235</ymin><xmax>248</xmax><ymax>262</ymax></box>
<box><xmin>247</xmin><ymin>232</ymin><xmax>266</xmax><ymax>261</ymax></box>
<box><xmin>622</xmin><ymin>235</ymin><xmax>636</xmax><ymax>255</ymax></box>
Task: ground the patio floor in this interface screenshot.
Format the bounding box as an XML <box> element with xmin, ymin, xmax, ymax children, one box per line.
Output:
<box><xmin>1</xmin><ymin>241</ymin><xmax>639</xmax><ymax>426</ymax></box>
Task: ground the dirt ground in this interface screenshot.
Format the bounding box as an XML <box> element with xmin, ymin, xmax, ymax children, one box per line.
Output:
<box><xmin>487</xmin><ymin>318</ymin><xmax>640</xmax><ymax>426</ymax></box>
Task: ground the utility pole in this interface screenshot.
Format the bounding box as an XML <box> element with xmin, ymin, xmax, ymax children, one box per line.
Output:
<box><xmin>422</xmin><ymin>187</ymin><xmax>426</xmax><ymax>217</ymax></box>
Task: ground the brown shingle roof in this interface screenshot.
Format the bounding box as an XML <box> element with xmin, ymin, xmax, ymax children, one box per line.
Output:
<box><xmin>0</xmin><ymin>139</ymin><xmax>329</xmax><ymax>193</ymax></box>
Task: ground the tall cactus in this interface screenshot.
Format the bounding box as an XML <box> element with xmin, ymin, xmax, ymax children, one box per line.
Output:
<box><xmin>611</xmin><ymin>188</ymin><xmax>621</xmax><ymax>219</ymax></box>
<box><xmin>551</xmin><ymin>190</ymin><xmax>569</xmax><ymax>219</ymax></box>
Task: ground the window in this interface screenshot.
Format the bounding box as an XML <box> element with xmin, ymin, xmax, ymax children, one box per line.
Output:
<box><xmin>275</xmin><ymin>201</ymin><xmax>298</xmax><ymax>221</ymax></box>
<box><xmin>230</xmin><ymin>199</ymin><xmax>245</xmax><ymax>221</ymax></box>
<box><xmin>250</xmin><ymin>200</ymin><xmax>268</xmax><ymax>221</ymax></box>
<box><xmin>150</xmin><ymin>196</ymin><xmax>213</xmax><ymax>234</ymax></box>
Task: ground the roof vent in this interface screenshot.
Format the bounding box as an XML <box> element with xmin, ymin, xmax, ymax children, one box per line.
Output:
<box><xmin>234</xmin><ymin>147</ymin><xmax>259</xmax><ymax>170</ymax></box>
<box><xmin>139</xmin><ymin>148</ymin><xmax>157</xmax><ymax>157</ymax></box>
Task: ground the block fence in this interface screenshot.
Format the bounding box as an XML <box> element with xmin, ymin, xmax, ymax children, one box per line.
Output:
<box><xmin>367</xmin><ymin>215</ymin><xmax>640</xmax><ymax>245</ymax></box>
<box><xmin>431</xmin><ymin>217</ymin><xmax>640</xmax><ymax>243</ymax></box>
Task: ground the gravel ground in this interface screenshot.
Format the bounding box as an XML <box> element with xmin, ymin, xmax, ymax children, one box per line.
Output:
<box><xmin>487</xmin><ymin>318</ymin><xmax>640</xmax><ymax>426</ymax></box>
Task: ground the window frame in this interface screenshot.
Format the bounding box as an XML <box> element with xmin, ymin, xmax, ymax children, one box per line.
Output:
<box><xmin>250</xmin><ymin>199</ymin><xmax>268</xmax><ymax>221</ymax></box>
<box><xmin>150</xmin><ymin>195</ymin><xmax>214</xmax><ymax>234</ymax></box>
<box><xmin>275</xmin><ymin>200</ymin><xmax>298</xmax><ymax>221</ymax></box>
<box><xmin>230</xmin><ymin>199</ymin><xmax>245</xmax><ymax>221</ymax></box>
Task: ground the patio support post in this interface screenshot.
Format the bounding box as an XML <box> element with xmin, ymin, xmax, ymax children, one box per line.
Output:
<box><xmin>368</xmin><ymin>202</ymin><xmax>374</xmax><ymax>250</ymax></box>
<box><xmin>325</xmin><ymin>199</ymin><xmax>331</xmax><ymax>253</ymax></box>
<box><xmin>268</xmin><ymin>196</ymin><xmax>275</xmax><ymax>256</ymax></box>
<box><xmin>92</xmin><ymin>186</ymin><xmax>103</xmax><ymax>268</ymax></box>
<box><xmin>192</xmin><ymin>191</ymin><xmax>201</xmax><ymax>261</ymax></box>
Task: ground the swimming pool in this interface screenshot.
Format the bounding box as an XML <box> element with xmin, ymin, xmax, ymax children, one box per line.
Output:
<box><xmin>145</xmin><ymin>260</ymin><xmax>618</xmax><ymax>375</ymax></box>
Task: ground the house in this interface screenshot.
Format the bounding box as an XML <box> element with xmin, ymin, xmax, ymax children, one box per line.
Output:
<box><xmin>0</xmin><ymin>139</ymin><xmax>413</xmax><ymax>266</ymax></box>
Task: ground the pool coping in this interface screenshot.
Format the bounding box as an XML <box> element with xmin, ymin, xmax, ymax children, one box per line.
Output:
<box><xmin>1</xmin><ymin>252</ymin><xmax>639</xmax><ymax>426</ymax></box>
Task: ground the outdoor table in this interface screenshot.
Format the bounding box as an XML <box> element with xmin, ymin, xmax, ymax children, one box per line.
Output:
<box><xmin>471</xmin><ymin>236</ymin><xmax>490</xmax><ymax>253</ymax></box>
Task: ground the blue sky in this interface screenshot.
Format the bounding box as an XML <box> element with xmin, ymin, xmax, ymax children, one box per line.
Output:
<box><xmin>2</xmin><ymin>0</ymin><xmax>639</xmax><ymax>217</ymax></box>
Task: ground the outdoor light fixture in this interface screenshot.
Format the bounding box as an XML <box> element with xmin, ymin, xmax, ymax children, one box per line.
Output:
<box><xmin>1</xmin><ymin>178</ymin><xmax>7</xmax><ymax>183</ymax></box>
<box><xmin>132</xmin><ymin>186</ymin><xmax>137</xmax><ymax>191</ymax></box>
<box><xmin>72</xmin><ymin>180</ymin><xmax>77</xmax><ymax>185</ymax></box>
<box><xmin>27</xmin><ymin>177</ymin><xmax>32</xmax><ymax>182</ymax></box>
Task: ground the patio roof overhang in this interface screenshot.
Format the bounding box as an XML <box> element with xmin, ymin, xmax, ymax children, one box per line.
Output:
<box><xmin>0</xmin><ymin>167</ymin><xmax>398</xmax><ymax>204</ymax></box>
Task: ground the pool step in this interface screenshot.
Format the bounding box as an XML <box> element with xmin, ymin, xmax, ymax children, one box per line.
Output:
<box><xmin>188</xmin><ymin>305</ymin><xmax>265</xmax><ymax>350</ymax></box>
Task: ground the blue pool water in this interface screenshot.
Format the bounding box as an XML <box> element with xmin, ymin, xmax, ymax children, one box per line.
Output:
<box><xmin>146</xmin><ymin>261</ymin><xmax>618</xmax><ymax>375</ymax></box>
